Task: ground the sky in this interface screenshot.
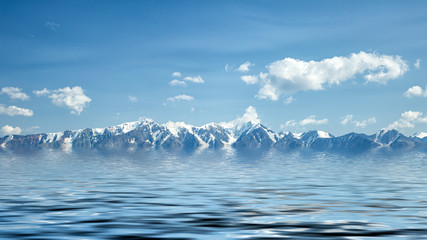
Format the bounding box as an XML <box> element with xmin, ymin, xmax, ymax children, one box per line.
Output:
<box><xmin>1</xmin><ymin>0</ymin><xmax>427</xmax><ymax>137</ymax></box>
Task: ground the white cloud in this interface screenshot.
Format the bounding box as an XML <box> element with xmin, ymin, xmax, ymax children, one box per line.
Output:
<box><xmin>219</xmin><ymin>106</ymin><xmax>260</xmax><ymax>128</ymax></box>
<box><xmin>355</xmin><ymin>117</ymin><xmax>376</xmax><ymax>128</ymax></box>
<box><xmin>169</xmin><ymin>79</ymin><xmax>187</xmax><ymax>86</ymax></box>
<box><xmin>172</xmin><ymin>72</ymin><xmax>181</xmax><ymax>77</ymax></box>
<box><xmin>0</xmin><ymin>105</ymin><xmax>34</xmax><ymax>116</ymax></box>
<box><xmin>42</xmin><ymin>86</ymin><xmax>91</xmax><ymax>115</ymax></box>
<box><xmin>128</xmin><ymin>96</ymin><xmax>138</xmax><ymax>103</ymax></box>
<box><xmin>45</xmin><ymin>21</ymin><xmax>60</xmax><ymax>31</ymax></box>
<box><xmin>386</xmin><ymin>111</ymin><xmax>427</xmax><ymax>129</ymax></box>
<box><xmin>300</xmin><ymin>115</ymin><xmax>328</xmax><ymax>126</ymax></box>
<box><xmin>341</xmin><ymin>114</ymin><xmax>376</xmax><ymax>128</ymax></box>
<box><xmin>33</xmin><ymin>88</ymin><xmax>50</xmax><ymax>96</ymax></box>
<box><xmin>225</xmin><ymin>64</ymin><xmax>232</xmax><ymax>72</ymax></box>
<box><xmin>414</xmin><ymin>59</ymin><xmax>421</xmax><ymax>69</ymax></box>
<box><xmin>1</xmin><ymin>87</ymin><xmax>29</xmax><ymax>100</ymax></box>
<box><xmin>255</xmin><ymin>73</ymin><xmax>279</xmax><ymax>100</ymax></box>
<box><xmin>237</xmin><ymin>62</ymin><xmax>254</xmax><ymax>73</ymax></box>
<box><xmin>252</xmin><ymin>51</ymin><xmax>408</xmax><ymax>101</ymax></box>
<box><xmin>285</xmin><ymin>115</ymin><xmax>328</xmax><ymax>127</ymax></box>
<box><xmin>284</xmin><ymin>96</ymin><xmax>295</xmax><ymax>105</ymax></box>
<box><xmin>1</xmin><ymin>125</ymin><xmax>21</xmax><ymax>135</ymax></box>
<box><xmin>167</xmin><ymin>94</ymin><xmax>194</xmax><ymax>102</ymax></box>
<box><xmin>341</xmin><ymin>115</ymin><xmax>354</xmax><ymax>125</ymax></box>
<box><xmin>240</xmin><ymin>75</ymin><xmax>259</xmax><ymax>85</ymax></box>
<box><xmin>183</xmin><ymin>75</ymin><xmax>204</xmax><ymax>83</ymax></box>
<box><xmin>284</xmin><ymin>120</ymin><xmax>297</xmax><ymax>127</ymax></box>
<box><xmin>404</xmin><ymin>85</ymin><xmax>427</xmax><ymax>97</ymax></box>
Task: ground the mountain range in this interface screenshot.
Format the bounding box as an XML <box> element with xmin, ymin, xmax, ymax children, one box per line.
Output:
<box><xmin>1</xmin><ymin>108</ymin><xmax>427</xmax><ymax>152</ymax></box>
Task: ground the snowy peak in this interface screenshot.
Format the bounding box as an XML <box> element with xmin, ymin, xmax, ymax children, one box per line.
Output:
<box><xmin>1</xmin><ymin>107</ymin><xmax>427</xmax><ymax>152</ymax></box>
<box><xmin>300</xmin><ymin>130</ymin><xmax>333</xmax><ymax>145</ymax></box>
<box><xmin>414</xmin><ymin>132</ymin><xmax>427</xmax><ymax>139</ymax></box>
<box><xmin>374</xmin><ymin>129</ymin><xmax>403</xmax><ymax>145</ymax></box>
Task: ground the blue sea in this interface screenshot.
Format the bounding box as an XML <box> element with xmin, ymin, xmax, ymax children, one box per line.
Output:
<box><xmin>1</xmin><ymin>149</ymin><xmax>427</xmax><ymax>239</ymax></box>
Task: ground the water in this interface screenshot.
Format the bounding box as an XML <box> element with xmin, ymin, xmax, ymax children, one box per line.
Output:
<box><xmin>1</xmin><ymin>148</ymin><xmax>427</xmax><ymax>239</ymax></box>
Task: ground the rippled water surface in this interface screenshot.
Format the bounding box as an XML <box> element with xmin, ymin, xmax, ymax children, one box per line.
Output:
<box><xmin>1</xmin><ymin>149</ymin><xmax>427</xmax><ymax>239</ymax></box>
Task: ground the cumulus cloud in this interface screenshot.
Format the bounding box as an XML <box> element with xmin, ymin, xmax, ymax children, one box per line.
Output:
<box><xmin>45</xmin><ymin>21</ymin><xmax>60</xmax><ymax>31</ymax></box>
<box><xmin>285</xmin><ymin>115</ymin><xmax>328</xmax><ymax>127</ymax></box>
<box><xmin>341</xmin><ymin>115</ymin><xmax>376</xmax><ymax>128</ymax></box>
<box><xmin>0</xmin><ymin>105</ymin><xmax>34</xmax><ymax>116</ymax></box>
<box><xmin>404</xmin><ymin>86</ymin><xmax>427</xmax><ymax>97</ymax></box>
<box><xmin>1</xmin><ymin>125</ymin><xmax>21</xmax><ymax>135</ymax></box>
<box><xmin>33</xmin><ymin>88</ymin><xmax>50</xmax><ymax>96</ymax></box>
<box><xmin>183</xmin><ymin>75</ymin><xmax>204</xmax><ymax>83</ymax></box>
<box><xmin>167</xmin><ymin>94</ymin><xmax>194</xmax><ymax>102</ymax></box>
<box><xmin>34</xmin><ymin>86</ymin><xmax>91</xmax><ymax>115</ymax></box>
<box><xmin>386</xmin><ymin>111</ymin><xmax>427</xmax><ymax>129</ymax></box>
<box><xmin>220</xmin><ymin>106</ymin><xmax>260</xmax><ymax>129</ymax></box>
<box><xmin>169</xmin><ymin>79</ymin><xmax>187</xmax><ymax>87</ymax></box>
<box><xmin>414</xmin><ymin>59</ymin><xmax>421</xmax><ymax>69</ymax></box>
<box><xmin>49</xmin><ymin>86</ymin><xmax>91</xmax><ymax>114</ymax></box>
<box><xmin>128</xmin><ymin>96</ymin><xmax>137</xmax><ymax>103</ymax></box>
<box><xmin>240</xmin><ymin>75</ymin><xmax>259</xmax><ymax>85</ymax></box>
<box><xmin>1</xmin><ymin>87</ymin><xmax>29</xmax><ymax>100</ymax></box>
<box><xmin>237</xmin><ymin>62</ymin><xmax>255</xmax><ymax>73</ymax></box>
<box><xmin>172</xmin><ymin>72</ymin><xmax>181</xmax><ymax>77</ymax></box>
<box><xmin>251</xmin><ymin>51</ymin><xmax>408</xmax><ymax>100</ymax></box>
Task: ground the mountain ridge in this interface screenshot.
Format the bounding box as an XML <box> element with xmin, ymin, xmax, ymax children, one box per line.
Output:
<box><xmin>1</xmin><ymin>108</ymin><xmax>427</xmax><ymax>152</ymax></box>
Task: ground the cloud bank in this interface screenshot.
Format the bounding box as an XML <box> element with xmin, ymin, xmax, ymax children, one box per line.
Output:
<box><xmin>248</xmin><ymin>52</ymin><xmax>408</xmax><ymax>101</ymax></box>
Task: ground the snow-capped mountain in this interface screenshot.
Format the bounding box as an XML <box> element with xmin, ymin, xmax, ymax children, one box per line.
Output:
<box><xmin>1</xmin><ymin>107</ymin><xmax>426</xmax><ymax>152</ymax></box>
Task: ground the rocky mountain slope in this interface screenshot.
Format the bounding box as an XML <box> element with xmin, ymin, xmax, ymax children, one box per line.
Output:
<box><xmin>1</xmin><ymin>107</ymin><xmax>426</xmax><ymax>152</ymax></box>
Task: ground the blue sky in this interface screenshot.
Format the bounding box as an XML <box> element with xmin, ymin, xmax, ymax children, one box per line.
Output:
<box><xmin>1</xmin><ymin>0</ymin><xmax>427</xmax><ymax>136</ymax></box>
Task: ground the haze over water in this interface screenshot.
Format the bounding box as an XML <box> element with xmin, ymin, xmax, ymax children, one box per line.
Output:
<box><xmin>1</xmin><ymin>149</ymin><xmax>427</xmax><ymax>239</ymax></box>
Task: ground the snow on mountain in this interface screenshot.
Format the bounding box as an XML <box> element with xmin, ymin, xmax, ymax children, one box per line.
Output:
<box><xmin>414</xmin><ymin>132</ymin><xmax>427</xmax><ymax>139</ymax></box>
<box><xmin>317</xmin><ymin>131</ymin><xmax>332</xmax><ymax>138</ymax></box>
<box><xmin>1</xmin><ymin>106</ymin><xmax>426</xmax><ymax>152</ymax></box>
<box><xmin>163</xmin><ymin>121</ymin><xmax>195</xmax><ymax>137</ymax></box>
